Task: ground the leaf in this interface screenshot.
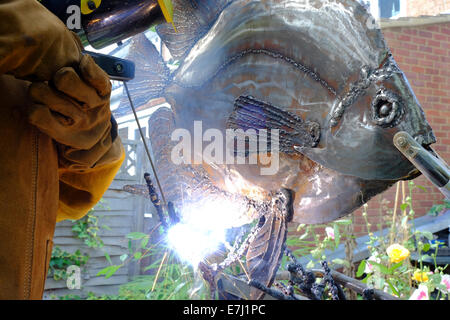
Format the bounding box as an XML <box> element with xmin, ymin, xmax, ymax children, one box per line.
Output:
<box><xmin>421</xmin><ymin>231</ymin><xmax>434</xmax><ymax>240</ymax></box>
<box><xmin>333</xmin><ymin>224</ymin><xmax>341</xmax><ymax>247</ymax></box>
<box><xmin>416</xmin><ymin>185</ymin><xmax>427</xmax><ymax>192</ymax></box>
<box><xmin>400</xmin><ymin>203</ymin><xmax>409</xmax><ymax>211</ymax></box>
<box><xmin>356</xmin><ymin>260</ymin><xmax>367</xmax><ymax>277</ymax></box>
<box><xmin>127</xmin><ymin>232</ymin><xmax>148</xmax><ymax>240</ymax></box>
<box><xmin>299</xmin><ymin>232</ymin><xmax>310</xmax><ymax>240</ymax></box>
<box><xmin>332</xmin><ymin>258</ymin><xmax>349</xmax><ymax>268</ymax></box>
<box><xmin>143</xmin><ymin>260</ymin><xmax>162</xmax><ymax>272</ymax></box>
<box><xmin>134</xmin><ymin>252</ymin><xmax>142</xmax><ymax>260</ymax></box>
<box><xmin>286</xmin><ymin>237</ymin><xmax>302</xmax><ymax>246</ymax></box>
<box><xmin>140</xmin><ymin>237</ymin><xmax>149</xmax><ymax>249</ymax></box>
<box><xmin>105</xmin><ymin>265</ymin><xmax>121</xmax><ymax>279</ymax></box>
<box><xmin>422</xmin><ymin>243</ymin><xmax>431</xmax><ymax>252</ymax></box>
<box><xmin>171</xmin><ymin>282</ymin><xmax>187</xmax><ymax>296</ymax></box>
<box><xmin>335</xmin><ymin>219</ymin><xmax>352</xmax><ymax>225</ymax></box>
<box><xmin>429</xmin><ymin>273</ymin><xmax>442</xmax><ymax>284</ymax></box>
<box><xmin>436</xmin><ymin>283</ymin><xmax>448</xmax><ymax>293</ymax></box>
<box><xmin>368</xmin><ymin>261</ymin><xmax>390</xmax><ymax>274</ymax></box>
<box><xmin>385</xmin><ymin>279</ymin><xmax>400</xmax><ymax>297</ymax></box>
<box><xmin>388</xmin><ymin>262</ymin><xmax>403</xmax><ymax>273</ymax></box>
<box><xmin>120</xmin><ymin>254</ymin><xmax>128</xmax><ymax>262</ymax></box>
<box><xmin>421</xmin><ymin>254</ymin><xmax>432</xmax><ymax>261</ymax></box>
<box><xmin>104</xmin><ymin>252</ymin><xmax>112</xmax><ymax>265</ymax></box>
<box><xmin>97</xmin><ymin>265</ymin><xmax>121</xmax><ymax>278</ymax></box>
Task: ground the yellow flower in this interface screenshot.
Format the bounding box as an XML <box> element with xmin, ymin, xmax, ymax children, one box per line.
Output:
<box><xmin>386</xmin><ymin>244</ymin><xmax>410</xmax><ymax>263</ymax></box>
<box><xmin>412</xmin><ymin>270</ymin><xmax>429</xmax><ymax>282</ymax></box>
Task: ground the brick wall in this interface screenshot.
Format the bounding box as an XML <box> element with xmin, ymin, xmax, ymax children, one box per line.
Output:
<box><xmin>351</xmin><ymin>22</ymin><xmax>450</xmax><ymax>237</ymax></box>
<box><xmin>406</xmin><ymin>0</ymin><xmax>450</xmax><ymax>17</ymax></box>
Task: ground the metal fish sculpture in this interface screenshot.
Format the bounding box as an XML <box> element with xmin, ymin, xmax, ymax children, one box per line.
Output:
<box><xmin>132</xmin><ymin>0</ymin><xmax>436</xmax><ymax>298</ymax></box>
<box><xmin>151</xmin><ymin>0</ymin><xmax>435</xmax><ymax>223</ymax></box>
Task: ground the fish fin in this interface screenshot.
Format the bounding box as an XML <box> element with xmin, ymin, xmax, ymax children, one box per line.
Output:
<box><xmin>115</xmin><ymin>34</ymin><xmax>170</xmax><ymax>116</ymax></box>
<box><xmin>227</xmin><ymin>95</ymin><xmax>320</xmax><ymax>155</ymax></box>
<box><xmin>292</xmin><ymin>170</ymin><xmax>395</xmax><ymax>224</ymax></box>
<box><xmin>156</xmin><ymin>0</ymin><xmax>231</xmax><ymax>60</ymax></box>
<box><xmin>246</xmin><ymin>188</ymin><xmax>293</xmax><ymax>300</ymax></box>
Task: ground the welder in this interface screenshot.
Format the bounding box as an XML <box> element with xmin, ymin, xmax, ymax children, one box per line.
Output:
<box><xmin>0</xmin><ymin>0</ymin><xmax>126</xmax><ymax>299</ymax></box>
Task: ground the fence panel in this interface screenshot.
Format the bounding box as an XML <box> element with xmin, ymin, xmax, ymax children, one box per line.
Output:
<box><xmin>44</xmin><ymin>139</ymin><xmax>157</xmax><ymax>299</ymax></box>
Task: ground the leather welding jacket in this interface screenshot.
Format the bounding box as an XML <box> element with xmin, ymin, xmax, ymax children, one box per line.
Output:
<box><xmin>0</xmin><ymin>0</ymin><xmax>125</xmax><ymax>299</ymax></box>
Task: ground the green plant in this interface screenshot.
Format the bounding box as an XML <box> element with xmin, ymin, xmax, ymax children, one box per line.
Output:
<box><xmin>71</xmin><ymin>211</ymin><xmax>104</xmax><ymax>248</ymax></box>
<box><xmin>96</xmin><ymin>227</ymin><xmax>207</xmax><ymax>300</ymax></box>
<box><xmin>355</xmin><ymin>181</ymin><xmax>449</xmax><ymax>300</ymax></box>
<box><xmin>284</xmin><ymin>180</ymin><xmax>449</xmax><ymax>300</ymax></box>
<box><xmin>71</xmin><ymin>199</ymin><xmax>110</xmax><ymax>248</ymax></box>
<box><xmin>48</xmin><ymin>247</ymin><xmax>89</xmax><ymax>281</ymax></box>
<box><xmin>50</xmin><ymin>293</ymin><xmax>83</xmax><ymax>300</ymax></box>
<box><xmin>287</xmin><ymin>218</ymin><xmax>353</xmax><ymax>270</ymax></box>
<box><xmin>49</xmin><ymin>199</ymin><xmax>109</xmax><ymax>283</ymax></box>
<box><xmin>428</xmin><ymin>199</ymin><xmax>450</xmax><ymax>217</ymax></box>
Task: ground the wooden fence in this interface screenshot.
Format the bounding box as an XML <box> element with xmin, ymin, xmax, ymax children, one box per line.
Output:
<box><xmin>43</xmin><ymin>139</ymin><xmax>158</xmax><ymax>298</ymax></box>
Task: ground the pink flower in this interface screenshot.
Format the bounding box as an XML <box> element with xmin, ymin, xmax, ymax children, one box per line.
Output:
<box><xmin>364</xmin><ymin>253</ymin><xmax>380</xmax><ymax>274</ymax></box>
<box><xmin>409</xmin><ymin>284</ymin><xmax>429</xmax><ymax>300</ymax></box>
<box><xmin>325</xmin><ymin>227</ymin><xmax>335</xmax><ymax>240</ymax></box>
<box><xmin>440</xmin><ymin>274</ymin><xmax>450</xmax><ymax>293</ymax></box>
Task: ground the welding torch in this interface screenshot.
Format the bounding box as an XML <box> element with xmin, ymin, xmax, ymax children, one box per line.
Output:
<box><xmin>394</xmin><ymin>131</ymin><xmax>450</xmax><ymax>199</ymax></box>
<box><xmin>41</xmin><ymin>0</ymin><xmax>174</xmax><ymax>81</ymax></box>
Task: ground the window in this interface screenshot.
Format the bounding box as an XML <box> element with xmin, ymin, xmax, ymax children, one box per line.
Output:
<box><xmin>368</xmin><ymin>0</ymin><xmax>406</xmax><ymax>20</ymax></box>
<box><xmin>379</xmin><ymin>0</ymin><xmax>401</xmax><ymax>18</ymax></box>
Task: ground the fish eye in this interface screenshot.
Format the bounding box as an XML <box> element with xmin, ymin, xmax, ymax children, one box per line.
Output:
<box><xmin>371</xmin><ymin>89</ymin><xmax>404</xmax><ymax>127</ymax></box>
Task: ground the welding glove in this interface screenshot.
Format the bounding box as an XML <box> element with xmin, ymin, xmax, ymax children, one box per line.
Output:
<box><xmin>0</xmin><ymin>0</ymin><xmax>83</xmax><ymax>82</ymax></box>
<box><xmin>28</xmin><ymin>54</ymin><xmax>118</xmax><ymax>169</ymax></box>
<box><xmin>28</xmin><ymin>53</ymin><xmax>125</xmax><ymax>221</ymax></box>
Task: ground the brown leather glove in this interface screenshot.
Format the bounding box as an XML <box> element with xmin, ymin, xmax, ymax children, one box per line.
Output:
<box><xmin>28</xmin><ymin>54</ymin><xmax>115</xmax><ymax>169</ymax></box>
<box><xmin>0</xmin><ymin>0</ymin><xmax>82</xmax><ymax>82</ymax></box>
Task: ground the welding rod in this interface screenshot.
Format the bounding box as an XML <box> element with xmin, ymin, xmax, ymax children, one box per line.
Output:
<box><xmin>394</xmin><ymin>131</ymin><xmax>450</xmax><ymax>199</ymax></box>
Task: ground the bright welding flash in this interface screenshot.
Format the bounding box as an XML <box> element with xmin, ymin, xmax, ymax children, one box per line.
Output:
<box><xmin>166</xmin><ymin>198</ymin><xmax>250</xmax><ymax>267</ymax></box>
<box><xmin>167</xmin><ymin>223</ymin><xmax>226</xmax><ymax>267</ymax></box>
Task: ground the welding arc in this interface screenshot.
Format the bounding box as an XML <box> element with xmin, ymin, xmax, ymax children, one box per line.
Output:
<box><xmin>123</xmin><ymin>81</ymin><xmax>167</xmax><ymax>208</ymax></box>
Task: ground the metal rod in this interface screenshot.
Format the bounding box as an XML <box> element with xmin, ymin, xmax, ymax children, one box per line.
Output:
<box><xmin>144</xmin><ymin>173</ymin><xmax>168</xmax><ymax>231</ymax></box>
<box><xmin>123</xmin><ymin>81</ymin><xmax>167</xmax><ymax>207</ymax></box>
<box><xmin>394</xmin><ymin>131</ymin><xmax>450</xmax><ymax>199</ymax></box>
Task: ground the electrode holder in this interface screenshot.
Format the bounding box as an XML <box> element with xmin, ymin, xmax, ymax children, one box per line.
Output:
<box><xmin>394</xmin><ymin>131</ymin><xmax>450</xmax><ymax>199</ymax></box>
